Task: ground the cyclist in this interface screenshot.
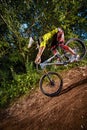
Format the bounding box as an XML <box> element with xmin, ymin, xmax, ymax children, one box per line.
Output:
<box><xmin>28</xmin><ymin>27</ymin><xmax>79</xmax><ymax>64</ymax></box>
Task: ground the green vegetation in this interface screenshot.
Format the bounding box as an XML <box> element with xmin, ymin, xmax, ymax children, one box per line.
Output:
<box><xmin>0</xmin><ymin>0</ymin><xmax>87</xmax><ymax>108</ymax></box>
<box><xmin>0</xmin><ymin>63</ymin><xmax>40</xmax><ymax>107</ymax></box>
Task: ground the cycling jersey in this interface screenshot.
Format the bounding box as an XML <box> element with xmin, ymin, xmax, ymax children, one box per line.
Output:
<box><xmin>40</xmin><ymin>28</ymin><xmax>64</xmax><ymax>48</ymax></box>
<box><xmin>40</xmin><ymin>28</ymin><xmax>58</xmax><ymax>47</ymax></box>
<box><xmin>28</xmin><ymin>27</ymin><xmax>64</xmax><ymax>49</ymax></box>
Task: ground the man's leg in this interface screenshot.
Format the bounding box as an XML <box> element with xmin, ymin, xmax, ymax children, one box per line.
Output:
<box><xmin>51</xmin><ymin>46</ymin><xmax>60</xmax><ymax>61</ymax></box>
<box><xmin>59</xmin><ymin>44</ymin><xmax>76</xmax><ymax>55</ymax></box>
<box><xmin>59</xmin><ymin>44</ymin><xmax>79</xmax><ymax>61</ymax></box>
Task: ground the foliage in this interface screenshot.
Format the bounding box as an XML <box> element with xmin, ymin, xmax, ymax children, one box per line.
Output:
<box><xmin>0</xmin><ymin>63</ymin><xmax>40</xmax><ymax>108</ymax></box>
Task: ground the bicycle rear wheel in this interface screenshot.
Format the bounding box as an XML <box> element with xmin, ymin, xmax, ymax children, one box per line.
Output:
<box><xmin>64</xmin><ymin>38</ymin><xmax>86</xmax><ymax>61</ymax></box>
<box><xmin>39</xmin><ymin>72</ymin><xmax>63</xmax><ymax>97</ymax></box>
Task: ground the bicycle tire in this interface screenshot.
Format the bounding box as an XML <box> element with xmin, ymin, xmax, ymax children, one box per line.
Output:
<box><xmin>39</xmin><ymin>71</ymin><xmax>63</xmax><ymax>97</ymax></box>
<box><xmin>64</xmin><ymin>38</ymin><xmax>86</xmax><ymax>61</ymax></box>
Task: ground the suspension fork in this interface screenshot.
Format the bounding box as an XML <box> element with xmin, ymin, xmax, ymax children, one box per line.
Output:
<box><xmin>43</xmin><ymin>69</ymin><xmax>52</xmax><ymax>83</ymax></box>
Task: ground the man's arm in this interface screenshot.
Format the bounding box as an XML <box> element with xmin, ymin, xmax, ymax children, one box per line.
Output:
<box><xmin>35</xmin><ymin>46</ymin><xmax>45</xmax><ymax>64</ymax></box>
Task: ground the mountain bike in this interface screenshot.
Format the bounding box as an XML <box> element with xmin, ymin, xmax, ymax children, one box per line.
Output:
<box><xmin>36</xmin><ymin>38</ymin><xmax>86</xmax><ymax>97</ymax></box>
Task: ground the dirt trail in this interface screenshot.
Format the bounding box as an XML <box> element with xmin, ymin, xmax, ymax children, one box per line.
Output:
<box><xmin>0</xmin><ymin>66</ymin><xmax>87</xmax><ymax>130</ymax></box>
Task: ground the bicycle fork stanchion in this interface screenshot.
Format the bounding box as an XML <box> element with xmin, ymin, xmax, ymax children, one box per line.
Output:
<box><xmin>43</xmin><ymin>69</ymin><xmax>56</xmax><ymax>87</ymax></box>
<box><xmin>43</xmin><ymin>69</ymin><xmax>52</xmax><ymax>82</ymax></box>
<box><xmin>36</xmin><ymin>63</ymin><xmax>54</xmax><ymax>88</ymax></box>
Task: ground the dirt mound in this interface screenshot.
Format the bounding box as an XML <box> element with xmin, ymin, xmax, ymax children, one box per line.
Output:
<box><xmin>0</xmin><ymin>66</ymin><xmax>87</xmax><ymax>130</ymax></box>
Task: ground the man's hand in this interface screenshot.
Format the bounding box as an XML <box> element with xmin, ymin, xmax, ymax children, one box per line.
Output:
<box><xmin>35</xmin><ymin>56</ymin><xmax>41</xmax><ymax>64</ymax></box>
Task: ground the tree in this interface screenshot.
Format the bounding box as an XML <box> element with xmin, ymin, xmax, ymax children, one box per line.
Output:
<box><xmin>0</xmin><ymin>0</ymin><xmax>87</xmax><ymax>80</ymax></box>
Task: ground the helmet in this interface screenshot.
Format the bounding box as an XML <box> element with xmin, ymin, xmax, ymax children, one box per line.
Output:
<box><xmin>58</xmin><ymin>27</ymin><xmax>62</xmax><ymax>32</ymax></box>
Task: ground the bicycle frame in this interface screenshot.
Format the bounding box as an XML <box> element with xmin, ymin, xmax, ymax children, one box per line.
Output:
<box><xmin>37</xmin><ymin>38</ymin><xmax>85</xmax><ymax>70</ymax></box>
<box><xmin>39</xmin><ymin>53</ymin><xmax>69</xmax><ymax>69</ymax></box>
<box><xmin>39</xmin><ymin>43</ymin><xmax>73</xmax><ymax>69</ymax></box>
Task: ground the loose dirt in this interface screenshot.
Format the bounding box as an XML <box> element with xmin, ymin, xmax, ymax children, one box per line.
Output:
<box><xmin>0</xmin><ymin>66</ymin><xmax>87</xmax><ymax>130</ymax></box>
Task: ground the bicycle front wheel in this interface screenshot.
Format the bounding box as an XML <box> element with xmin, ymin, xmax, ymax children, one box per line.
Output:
<box><xmin>39</xmin><ymin>72</ymin><xmax>63</xmax><ymax>97</ymax></box>
<box><xmin>65</xmin><ymin>38</ymin><xmax>86</xmax><ymax>61</ymax></box>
